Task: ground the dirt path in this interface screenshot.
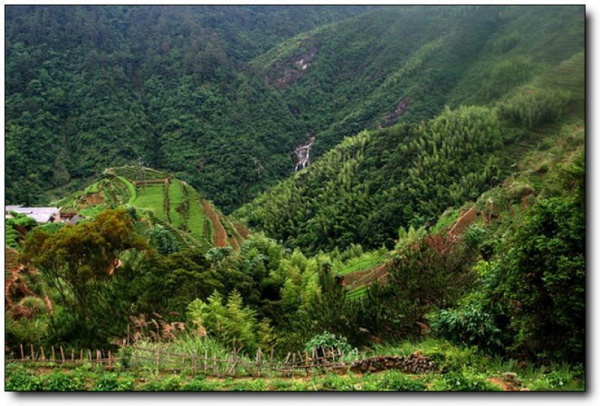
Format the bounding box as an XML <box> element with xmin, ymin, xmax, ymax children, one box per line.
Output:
<box><xmin>201</xmin><ymin>200</ymin><xmax>228</xmax><ymax>247</ymax></box>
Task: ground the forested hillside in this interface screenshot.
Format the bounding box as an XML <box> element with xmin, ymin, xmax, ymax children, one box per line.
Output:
<box><xmin>5</xmin><ymin>5</ymin><xmax>369</xmax><ymax>210</ymax></box>
<box><xmin>5</xmin><ymin>5</ymin><xmax>582</xmax><ymax>213</ymax></box>
<box><xmin>235</xmin><ymin>6</ymin><xmax>584</xmax><ymax>254</ymax></box>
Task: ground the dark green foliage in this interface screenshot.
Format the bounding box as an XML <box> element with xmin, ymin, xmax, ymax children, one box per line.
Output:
<box><xmin>429</xmin><ymin>301</ymin><xmax>507</xmax><ymax>354</ymax></box>
<box><xmin>4</xmin><ymin>5</ymin><xmax>368</xmax><ymax>211</ymax></box>
<box><xmin>5</xmin><ymin>6</ymin><xmax>583</xmax><ymax>213</ymax></box>
<box><xmin>40</xmin><ymin>371</ymin><xmax>86</xmax><ymax>391</ymax></box>
<box><xmin>237</xmin><ymin>105</ymin><xmax>506</xmax><ymax>253</ymax></box>
<box><xmin>496</xmin><ymin>157</ymin><xmax>584</xmax><ymax>363</ymax></box>
<box><xmin>131</xmin><ymin>248</ymin><xmax>220</xmax><ymax>317</ymax></box>
<box><xmin>358</xmin><ymin>234</ymin><xmax>475</xmax><ymax>341</ymax></box>
<box><xmin>140</xmin><ymin>377</ymin><xmax>182</xmax><ymax>392</ymax></box>
<box><xmin>146</xmin><ymin>224</ymin><xmax>181</xmax><ymax>255</ymax></box>
<box><xmin>181</xmin><ymin>376</ymin><xmax>213</xmax><ymax>392</ymax></box>
<box><xmin>5</xmin><ymin>367</ymin><xmax>44</xmax><ymax>391</ymax></box>
<box><xmin>304</xmin><ymin>331</ymin><xmax>354</xmax><ymax>359</ymax></box>
<box><xmin>4</xmin><ymin>5</ymin><xmax>585</xmax><ymax>377</ymax></box>
<box><xmin>20</xmin><ymin>208</ymin><xmax>147</xmax><ymax>347</ymax></box>
<box><xmin>431</xmin><ymin>151</ymin><xmax>584</xmax><ymax>365</ymax></box>
<box><xmin>318</xmin><ymin>374</ymin><xmax>357</xmax><ymax>391</ymax></box>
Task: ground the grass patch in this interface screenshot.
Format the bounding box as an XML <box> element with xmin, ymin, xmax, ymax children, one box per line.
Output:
<box><xmin>133</xmin><ymin>184</ymin><xmax>166</xmax><ymax>221</ymax></box>
<box><xmin>115</xmin><ymin>176</ymin><xmax>137</xmax><ymax>204</ymax></box>
<box><xmin>167</xmin><ymin>180</ymin><xmax>187</xmax><ymax>229</ymax></box>
<box><xmin>336</xmin><ymin>250</ymin><xmax>386</xmax><ymax>276</ymax></box>
<box><xmin>347</xmin><ymin>286</ymin><xmax>367</xmax><ymax>300</ymax></box>
<box><xmin>79</xmin><ymin>203</ymin><xmax>108</xmax><ymax>218</ymax></box>
<box><xmin>184</xmin><ymin>184</ymin><xmax>208</xmax><ymax>243</ymax></box>
<box><xmin>429</xmin><ymin>207</ymin><xmax>462</xmax><ymax>234</ymax></box>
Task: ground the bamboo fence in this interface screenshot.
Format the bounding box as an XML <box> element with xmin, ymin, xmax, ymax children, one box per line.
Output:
<box><xmin>8</xmin><ymin>344</ymin><xmax>349</xmax><ymax>378</ymax></box>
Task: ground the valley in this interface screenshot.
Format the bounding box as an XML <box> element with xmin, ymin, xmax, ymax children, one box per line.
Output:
<box><xmin>4</xmin><ymin>5</ymin><xmax>585</xmax><ymax>392</ymax></box>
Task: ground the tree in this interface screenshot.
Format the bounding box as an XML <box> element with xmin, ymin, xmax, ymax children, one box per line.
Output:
<box><xmin>187</xmin><ymin>290</ymin><xmax>271</xmax><ymax>354</ymax></box>
<box><xmin>496</xmin><ymin>170</ymin><xmax>584</xmax><ymax>363</ymax></box>
<box><xmin>21</xmin><ymin>208</ymin><xmax>146</xmax><ymax>346</ymax></box>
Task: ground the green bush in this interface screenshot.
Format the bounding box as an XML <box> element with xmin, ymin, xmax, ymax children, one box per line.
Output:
<box><xmin>5</xmin><ymin>366</ymin><xmax>44</xmax><ymax>391</ymax></box>
<box><xmin>498</xmin><ymin>88</ymin><xmax>571</xmax><ymax>129</ymax></box>
<box><xmin>429</xmin><ymin>301</ymin><xmax>506</xmax><ymax>354</ymax></box>
<box><xmin>41</xmin><ymin>371</ymin><xmax>86</xmax><ymax>391</ymax></box>
<box><xmin>91</xmin><ymin>372</ymin><xmax>135</xmax><ymax>391</ymax></box>
<box><xmin>181</xmin><ymin>376</ymin><xmax>215</xmax><ymax>391</ymax></box>
<box><xmin>304</xmin><ymin>331</ymin><xmax>355</xmax><ymax>360</ymax></box>
<box><xmin>140</xmin><ymin>377</ymin><xmax>182</xmax><ymax>392</ymax></box>
<box><xmin>370</xmin><ymin>370</ymin><xmax>427</xmax><ymax>391</ymax></box>
<box><xmin>496</xmin><ymin>169</ymin><xmax>584</xmax><ymax>363</ymax></box>
<box><xmin>317</xmin><ymin>373</ymin><xmax>357</xmax><ymax>391</ymax></box>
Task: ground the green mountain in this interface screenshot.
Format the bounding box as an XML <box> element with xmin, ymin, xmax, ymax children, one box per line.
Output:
<box><xmin>234</xmin><ymin>6</ymin><xmax>584</xmax><ymax>254</ymax></box>
<box><xmin>5</xmin><ymin>5</ymin><xmax>583</xmax><ymax>215</ymax></box>
<box><xmin>5</xmin><ymin>5</ymin><xmax>370</xmax><ymax>211</ymax></box>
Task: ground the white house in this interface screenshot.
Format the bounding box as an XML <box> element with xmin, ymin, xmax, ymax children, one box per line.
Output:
<box><xmin>5</xmin><ymin>206</ymin><xmax>62</xmax><ymax>223</ymax></box>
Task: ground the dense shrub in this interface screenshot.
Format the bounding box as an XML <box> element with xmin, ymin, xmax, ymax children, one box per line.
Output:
<box><xmin>429</xmin><ymin>300</ymin><xmax>507</xmax><ymax>355</ymax></box>
<box><xmin>304</xmin><ymin>331</ymin><xmax>355</xmax><ymax>361</ymax></box>
<box><xmin>358</xmin><ymin>234</ymin><xmax>475</xmax><ymax>340</ymax></box>
<box><xmin>498</xmin><ymin>89</ymin><xmax>571</xmax><ymax>129</ymax></box>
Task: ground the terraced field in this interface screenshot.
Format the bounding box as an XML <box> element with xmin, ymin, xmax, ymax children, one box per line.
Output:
<box><xmin>48</xmin><ymin>166</ymin><xmax>247</xmax><ymax>254</ymax></box>
<box><xmin>201</xmin><ymin>200</ymin><xmax>228</xmax><ymax>248</ymax></box>
<box><xmin>6</xmin><ymin>226</ymin><xmax>19</xmax><ymax>249</ymax></box>
<box><xmin>335</xmin><ymin>251</ymin><xmax>389</xmax><ymax>299</ymax></box>
<box><xmin>134</xmin><ymin>183</ymin><xmax>168</xmax><ymax>222</ymax></box>
<box><xmin>167</xmin><ymin>180</ymin><xmax>186</xmax><ymax>229</ymax></box>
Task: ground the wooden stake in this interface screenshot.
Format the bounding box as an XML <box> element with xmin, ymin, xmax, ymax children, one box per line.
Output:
<box><xmin>204</xmin><ymin>349</ymin><xmax>208</xmax><ymax>372</ymax></box>
<box><xmin>80</xmin><ymin>349</ymin><xmax>83</xmax><ymax>361</ymax></box>
<box><xmin>88</xmin><ymin>349</ymin><xmax>92</xmax><ymax>363</ymax></box>
<box><xmin>60</xmin><ymin>346</ymin><xmax>65</xmax><ymax>363</ymax></box>
<box><xmin>156</xmin><ymin>347</ymin><xmax>160</xmax><ymax>374</ymax></box>
<box><xmin>192</xmin><ymin>351</ymin><xmax>197</xmax><ymax>375</ymax></box>
<box><xmin>71</xmin><ymin>348</ymin><xmax>75</xmax><ymax>362</ymax></box>
<box><xmin>97</xmin><ymin>350</ymin><xmax>101</xmax><ymax>365</ymax></box>
<box><xmin>41</xmin><ymin>347</ymin><xmax>46</xmax><ymax>361</ymax></box>
<box><xmin>305</xmin><ymin>351</ymin><xmax>310</xmax><ymax>377</ymax></box>
<box><xmin>51</xmin><ymin>346</ymin><xmax>56</xmax><ymax>363</ymax></box>
<box><xmin>108</xmin><ymin>351</ymin><xmax>112</xmax><ymax>368</ymax></box>
<box><xmin>20</xmin><ymin>344</ymin><xmax>24</xmax><ymax>360</ymax></box>
<box><xmin>30</xmin><ymin>344</ymin><xmax>35</xmax><ymax>361</ymax></box>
